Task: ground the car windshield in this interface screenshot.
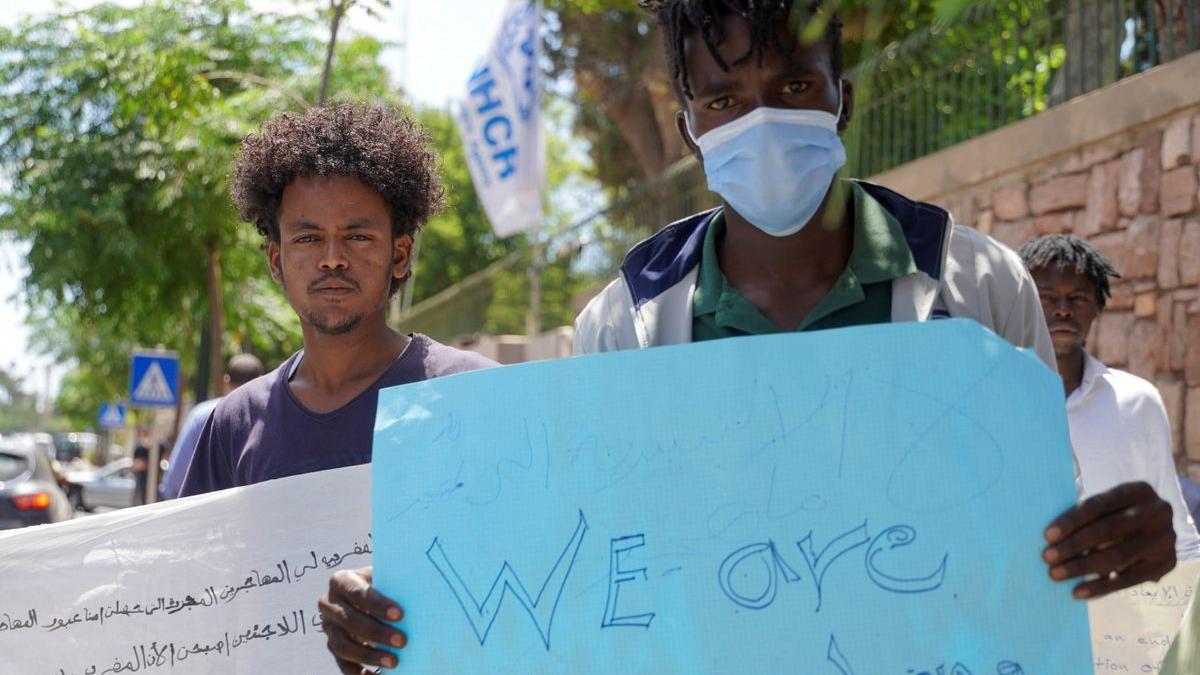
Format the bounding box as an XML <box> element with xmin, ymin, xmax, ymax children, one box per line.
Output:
<box><xmin>0</xmin><ymin>452</ymin><xmax>30</xmax><ymax>481</ymax></box>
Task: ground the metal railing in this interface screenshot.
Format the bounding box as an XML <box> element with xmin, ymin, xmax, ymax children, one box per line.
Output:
<box><xmin>848</xmin><ymin>0</ymin><xmax>1200</xmax><ymax>176</ymax></box>
<box><xmin>393</xmin><ymin>250</ymin><xmax>524</xmax><ymax>341</ymax></box>
<box><xmin>569</xmin><ymin>159</ymin><xmax>713</xmax><ymax>281</ymax></box>
<box><xmin>396</xmin><ymin>159</ymin><xmax>715</xmax><ymax>342</ymax></box>
<box><xmin>399</xmin><ymin>0</ymin><xmax>1199</xmax><ymax>343</ymax></box>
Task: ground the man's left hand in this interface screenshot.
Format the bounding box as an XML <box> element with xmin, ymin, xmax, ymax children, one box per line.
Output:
<box><xmin>1043</xmin><ymin>481</ymin><xmax>1176</xmax><ymax>599</ymax></box>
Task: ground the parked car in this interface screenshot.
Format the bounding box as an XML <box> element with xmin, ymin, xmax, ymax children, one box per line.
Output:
<box><xmin>53</xmin><ymin>431</ymin><xmax>100</xmax><ymax>463</ymax></box>
<box><xmin>66</xmin><ymin>458</ymin><xmax>135</xmax><ymax>511</ymax></box>
<box><xmin>0</xmin><ymin>439</ymin><xmax>74</xmax><ymax>530</ymax></box>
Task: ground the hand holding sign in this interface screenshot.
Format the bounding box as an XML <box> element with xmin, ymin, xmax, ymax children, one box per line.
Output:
<box><xmin>319</xmin><ymin>566</ymin><xmax>406</xmax><ymax>673</ymax></box>
<box><xmin>1044</xmin><ymin>481</ymin><xmax>1178</xmax><ymax>599</ymax></box>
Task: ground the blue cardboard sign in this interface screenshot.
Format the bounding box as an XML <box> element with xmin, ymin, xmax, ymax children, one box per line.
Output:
<box><xmin>129</xmin><ymin>352</ymin><xmax>179</xmax><ymax>407</ymax></box>
<box><xmin>97</xmin><ymin>403</ymin><xmax>126</xmax><ymax>429</ymax></box>
<box><xmin>372</xmin><ymin>320</ymin><xmax>1091</xmax><ymax>672</ymax></box>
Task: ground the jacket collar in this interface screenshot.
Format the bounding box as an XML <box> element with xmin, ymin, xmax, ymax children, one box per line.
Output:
<box><xmin>620</xmin><ymin>208</ymin><xmax>716</xmax><ymax>310</ymax></box>
<box><xmin>854</xmin><ymin>181</ymin><xmax>951</xmax><ymax>281</ymax></box>
<box><xmin>619</xmin><ymin>180</ymin><xmax>953</xmax><ymax>309</ymax></box>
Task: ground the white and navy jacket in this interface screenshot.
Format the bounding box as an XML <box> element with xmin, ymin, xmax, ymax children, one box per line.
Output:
<box><xmin>574</xmin><ymin>181</ymin><xmax>1055</xmax><ymax>370</ymax></box>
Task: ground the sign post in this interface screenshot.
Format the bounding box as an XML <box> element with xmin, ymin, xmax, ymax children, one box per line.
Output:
<box><xmin>128</xmin><ymin>350</ymin><xmax>179</xmax><ymax>505</ymax></box>
<box><xmin>97</xmin><ymin>403</ymin><xmax>125</xmax><ymax>430</ymax></box>
<box><xmin>129</xmin><ymin>352</ymin><xmax>180</xmax><ymax>408</ymax></box>
<box><xmin>97</xmin><ymin>402</ymin><xmax>126</xmax><ymax>468</ymax></box>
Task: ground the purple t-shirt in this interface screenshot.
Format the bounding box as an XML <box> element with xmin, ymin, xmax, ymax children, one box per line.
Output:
<box><xmin>178</xmin><ymin>334</ymin><xmax>495</xmax><ymax>497</ymax></box>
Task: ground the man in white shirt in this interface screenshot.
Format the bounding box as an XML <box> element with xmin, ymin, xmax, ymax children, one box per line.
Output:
<box><xmin>1021</xmin><ymin>234</ymin><xmax>1200</xmax><ymax>559</ymax></box>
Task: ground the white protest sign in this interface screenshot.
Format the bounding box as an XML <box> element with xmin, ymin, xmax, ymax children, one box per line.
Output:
<box><xmin>1088</xmin><ymin>560</ymin><xmax>1200</xmax><ymax>674</ymax></box>
<box><xmin>0</xmin><ymin>465</ymin><xmax>369</xmax><ymax>674</ymax></box>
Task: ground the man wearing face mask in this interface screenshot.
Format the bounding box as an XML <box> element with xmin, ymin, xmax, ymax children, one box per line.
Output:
<box><xmin>575</xmin><ymin>0</ymin><xmax>1174</xmax><ymax>605</ymax></box>
<box><xmin>316</xmin><ymin>3</ymin><xmax>1175</xmax><ymax>670</ymax></box>
<box><xmin>575</xmin><ymin>2</ymin><xmax>1054</xmax><ymax>362</ymax></box>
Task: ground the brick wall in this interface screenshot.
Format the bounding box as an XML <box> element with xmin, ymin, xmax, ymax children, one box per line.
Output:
<box><xmin>932</xmin><ymin>111</ymin><xmax>1200</xmax><ymax>462</ymax></box>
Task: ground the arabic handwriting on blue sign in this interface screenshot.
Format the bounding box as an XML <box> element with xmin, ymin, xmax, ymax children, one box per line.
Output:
<box><xmin>372</xmin><ymin>320</ymin><xmax>1090</xmax><ymax>672</ymax></box>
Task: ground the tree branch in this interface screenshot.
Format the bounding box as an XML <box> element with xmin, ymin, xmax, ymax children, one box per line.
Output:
<box><xmin>318</xmin><ymin>0</ymin><xmax>348</xmax><ymax>106</ymax></box>
<box><xmin>203</xmin><ymin>70</ymin><xmax>311</xmax><ymax>109</ymax></box>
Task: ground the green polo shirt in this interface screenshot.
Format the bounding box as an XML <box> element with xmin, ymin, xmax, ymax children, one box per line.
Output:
<box><xmin>692</xmin><ymin>181</ymin><xmax>918</xmax><ymax>341</ymax></box>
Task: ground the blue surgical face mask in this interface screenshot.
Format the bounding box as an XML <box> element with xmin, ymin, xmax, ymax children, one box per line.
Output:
<box><xmin>687</xmin><ymin>90</ymin><xmax>847</xmax><ymax>237</ymax></box>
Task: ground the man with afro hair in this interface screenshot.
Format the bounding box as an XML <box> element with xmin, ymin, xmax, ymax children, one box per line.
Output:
<box><xmin>178</xmin><ymin>104</ymin><xmax>494</xmax><ymax>499</ymax></box>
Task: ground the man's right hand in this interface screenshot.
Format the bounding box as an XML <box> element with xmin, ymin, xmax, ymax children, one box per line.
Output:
<box><xmin>318</xmin><ymin>566</ymin><xmax>407</xmax><ymax>673</ymax></box>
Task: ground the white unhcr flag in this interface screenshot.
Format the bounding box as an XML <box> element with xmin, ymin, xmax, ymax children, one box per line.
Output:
<box><xmin>455</xmin><ymin>0</ymin><xmax>543</xmax><ymax>237</ymax></box>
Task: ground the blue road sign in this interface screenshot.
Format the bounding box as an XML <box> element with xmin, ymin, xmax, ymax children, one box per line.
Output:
<box><xmin>129</xmin><ymin>351</ymin><xmax>180</xmax><ymax>407</ymax></box>
<box><xmin>97</xmin><ymin>403</ymin><xmax>126</xmax><ymax>429</ymax></box>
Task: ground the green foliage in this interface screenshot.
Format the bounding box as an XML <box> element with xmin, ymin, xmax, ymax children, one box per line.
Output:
<box><xmin>540</xmin><ymin>0</ymin><xmax>954</xmax><ymax>198</ymax></box>
<box><xmin>314</xmin><ymin>33</ymin><xmax>401</xmax><ymax>106</ymax></box>
<box><xmin>842</xmin><ymin>0</ymin><xmax>1096</xmax><ymax>175</ymax></box>
<box><xmin>543</xmin><ymin>0</ymin><xmax>1110</xmax><ymax>188</ymax></box>
<box><xmin>0</xmin><ymin>1</ymin><xmax>414</xmax><ymax>428</ymax></box>
<box><xmin>0</xmin><ymin>363</ymin><xmax>39</xmax><ymax>432</ymax></box>
<box><xmin>544</xmin><ymin>1</ymin><xmax>664</xmax><ymax>192</ymax></box>
<box><xmin>408</xmin><ymin>107</ymin><xmax>518</xmax><ymax>305</ymax></box>
<box><xmin>399</xmin><ymin>99</ymin><xmax>594</xmax><ymax>342</ymax></box>
<box><xmin>546</xmin><ymin>0</ymin><xmax>628</xmax><ymax>12</ymax></box>
<box><xmin>482</xmin><ymin>253</ymin><xmax>587</xmax><ymax>336</ymax></box>
<box><xmin>0</xmin><ymin>2</ymin><xmax>290</xmax><ymax>424</ymax></box>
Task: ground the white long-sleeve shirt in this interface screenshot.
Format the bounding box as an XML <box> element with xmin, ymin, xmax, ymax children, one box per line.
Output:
<box><xmin>1068</xmin><ymin>352</ymin><xmax>1200</xmax><ymax>560</ymax></box>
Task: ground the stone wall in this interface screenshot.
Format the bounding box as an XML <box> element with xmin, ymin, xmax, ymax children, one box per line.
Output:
<box><xmin>874</xmin><ymin>52</ymin><xmax>1200</xmax><ymax>463</ymax></box>
<box><xmin>957</xmin><ymin>114</ymin><xmax>1198</xmax><ymax>461</ymax></box>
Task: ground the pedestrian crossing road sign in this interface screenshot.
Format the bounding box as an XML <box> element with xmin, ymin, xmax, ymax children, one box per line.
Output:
<box><xmin>97</xmin><ymin>403</ymin><xmax>126</xmax><ymax>429</ymax></box>
<box><xmin>129</xmin><ymin>351</ymin><xmax>180</xmax><ymax>407</ymax></box>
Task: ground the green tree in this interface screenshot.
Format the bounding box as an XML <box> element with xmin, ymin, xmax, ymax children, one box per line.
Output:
<box><xmin>546</xmin><ymin>2</ymin><xmax>682</xmax><ymax>192</ymax></box>
<box><xmin>543</xmin><ymin>0</ymin><xmax>958</xmax><ymax>194</ymax></box>
<box><xmin>0</xmin><ymin>1</ymin><xmax>409</xmax><ymax>429</ymax></box>
<box><xmin>311</xmin><ymin>0</ymin><xmax>392</xmax><ymax>105</ymax></box>
<box><xmin>408</xmin><ymin>107</ymin><xmax>520</xmax><ymax>304</ymax></box>
<box><xmin>395</xmin><ymin>96</ymin><xmax>596</xmax><ymax>340</ymax></box>
<box><xmin>0</xmin><ymin>363</ymin><xmax>39</xmax><ymax>432</ymax></box>
<box><xmin>547</xmin><ymin>1</ymin><xmax>1163</xmax><ymax>187</ymax></box>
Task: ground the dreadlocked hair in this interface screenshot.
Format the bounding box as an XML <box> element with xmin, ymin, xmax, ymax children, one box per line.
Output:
<box><xmin>638</xmin><ymin>0</ymin><xmax>842</xmax><ymax>101</ymax></box>
<box><xmin>1019</xmin><ymin>234</ymin><xmax>1121</xmax><ymax>309</ymax></box>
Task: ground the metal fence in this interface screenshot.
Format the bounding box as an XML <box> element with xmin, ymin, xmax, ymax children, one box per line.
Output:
<box><xmin>849</xmin><ymin>0</ymin><xmax>1200</xmax><ymax>176</ymax></box>
<box><xmin>569</xmin><ymin>159</ymin><xmax>713</xmax><ymax>281</ymax></box>
<box><xmin>395</xmin><ymin>159</ymin><xmax>716</xmax><ymax>342</ymax></box>
<box><xmin>399</xmin><ymin>0</ymin><xmax>1200</xmax><ymax>343</ymax></box>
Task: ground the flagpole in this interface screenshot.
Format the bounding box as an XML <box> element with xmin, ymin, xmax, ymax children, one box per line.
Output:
<box><xmin>400</xmin><ymin>229</ymin><xmax>422</xmax><ymax>316</ymax></box>
<box><xmin>455</xmin><ymin>0</ymin><xmax>545</xmax><ymax>336</ymax></box>
<box><xmin>526</xmin><ymin>238</ymin><xmax>544</xmax><ymax>337</ymax></box>
<box><xmin>525</xmin><ymin>0</ymin><xmax>546</xmax><ymax>338</ymax></box>
<box><xmin>395</xmin><ymin>0</ymin><xmax>417</xmax><ymax>325</ymax></box>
